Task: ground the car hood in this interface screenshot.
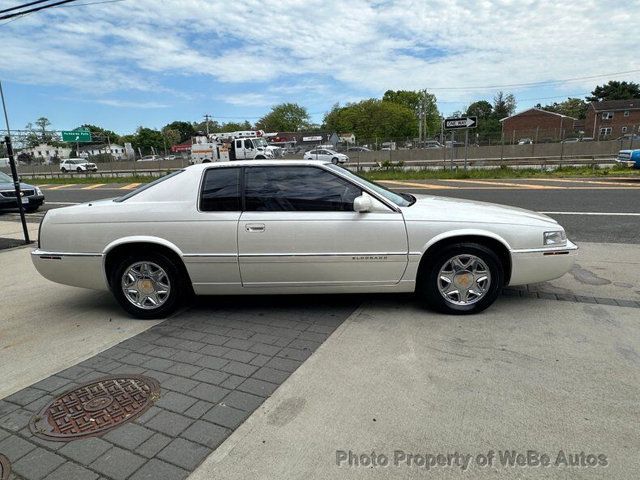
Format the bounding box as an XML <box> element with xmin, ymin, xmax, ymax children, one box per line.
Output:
<box><xmin>401</xmin><ymin>194</ymin><xmax>558</xmax><ymax>227</ymax></box>
<box><xmin>0</xmin><ymin>182</ymin><xmax>36</xmax><ymax>191</ymax></box>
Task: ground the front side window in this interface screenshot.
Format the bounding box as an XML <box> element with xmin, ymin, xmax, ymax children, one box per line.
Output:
<box><xmin>244</xmin><ymin>166</ymin><xmax>361</xmax><ymax>212</ymax></box>
<box><xmin>244</xmin><ymin>139</ymin><xmax>253</xmax><ymax>149</ymax></box>
<box><xmin>200</xmin><ymin>167</ymin><xmax>241</xmax><ymax>211</ymax></box>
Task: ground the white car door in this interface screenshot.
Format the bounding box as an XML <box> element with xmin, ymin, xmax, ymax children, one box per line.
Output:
<box><xmin>237</xmin><ymin>165</ymin><xmax>408</xmax><ymax>287</ymax></box>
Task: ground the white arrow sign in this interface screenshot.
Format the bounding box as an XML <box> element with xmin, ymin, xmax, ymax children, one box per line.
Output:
<box><xmin>444</xmin><ymin>116</ymin><xmax>477</xmax><ymax>129</ymax></box>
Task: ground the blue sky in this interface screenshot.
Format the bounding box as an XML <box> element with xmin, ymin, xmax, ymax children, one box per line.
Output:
<box><xmin>1</xmin><ymin>0</ymin><xmax>638</xmax><ymax>135</ymax></box>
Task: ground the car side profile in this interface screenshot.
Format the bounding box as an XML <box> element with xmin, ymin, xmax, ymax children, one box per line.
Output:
<box><xmin>32</xmin><ymin>160</ymin><xmax>577</xmax><ymax>319</ymax></box>
<box><xmin>303</xmin><ymin>148</ymin><xmax>349</xmax><ymax>164</ymax></box>
<box><xmin>0</xmin><ymin>171</ymin><xmax>45</xmax><ymax>212</ymax></box>
<box><xmin>60</xmin><ymin>158</ymin><xmax>98</xmax><ymax>172</ymax></box>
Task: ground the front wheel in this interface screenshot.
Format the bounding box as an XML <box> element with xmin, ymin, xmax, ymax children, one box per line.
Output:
<box><xmin>417</xmin><ymin>243</ymin><xmax>503</xmax><ymax>315</ymax></box>
<box><xmin>331</xmin><ymin>157</ymin><xmax>339</xmax><ymax>164</ymax></box>
<box><xmin>76</xmin><ymin>167</ymin><xmax>82</xmax><ymax>173</ymax></box>
<box><xmin>110</xmin><ymin>253</ymin><xmax>183</xmax><ymax>319</ymax></box>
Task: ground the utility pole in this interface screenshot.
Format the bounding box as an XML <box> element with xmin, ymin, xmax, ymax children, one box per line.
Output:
<box><xmin>203</xmin><ymin>114</ymin><xmax>212</xmax><ymax>135</ymax></box>
<box><xmin>0</xmin><ymin>79</ymin><xmax>30</xmax><ymax>243</ymax></box>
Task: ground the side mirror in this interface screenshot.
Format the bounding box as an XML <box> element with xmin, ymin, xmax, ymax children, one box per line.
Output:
<box><xmin>353</xmin><ymin>193</ymin><xmax>372</xmax><ymax>213</ymax></box>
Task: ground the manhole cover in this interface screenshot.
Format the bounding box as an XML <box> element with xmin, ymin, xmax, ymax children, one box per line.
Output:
<box><xmin>0</xmin><ymin>454</ymin><xmax>10</xmax><ymax>480</ymax></box>
<box><xmin>30</xmin><ymin>374</ymin><xmax>160</xmax><ymax>441</ymax></box>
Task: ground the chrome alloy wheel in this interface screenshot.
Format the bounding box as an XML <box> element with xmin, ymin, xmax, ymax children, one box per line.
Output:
<box><xmin>121</xmin><ymin>261</ymin><xmax>171</xmax><ymax>310</ymax></box>
<box><xmin>437</xmin><ymin>254</ymin><xmax>491</xmax><ymax>306</ymax></box>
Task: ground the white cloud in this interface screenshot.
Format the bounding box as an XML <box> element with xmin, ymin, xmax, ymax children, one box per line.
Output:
<box><xmin>1</xmin><ymin>0</ymin><xmax>639</xmax><ymax>111</ymax></box>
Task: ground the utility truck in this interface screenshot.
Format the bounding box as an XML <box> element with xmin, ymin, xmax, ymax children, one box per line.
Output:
<box><xmin>190</xmin><ymin>130</ymin><xmax>280</xmax><ymax>164</ymax></box>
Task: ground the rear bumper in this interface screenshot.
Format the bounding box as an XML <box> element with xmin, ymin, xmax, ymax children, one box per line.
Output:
<box><xmin>508</xmin><ymin>240</ymin><xmax>578</xmax><ymax>286</ymax></box>
<box><xmin>31</xmin><ymin>249</ymin><xmax>108</xmax><ymax>290</ymax></box>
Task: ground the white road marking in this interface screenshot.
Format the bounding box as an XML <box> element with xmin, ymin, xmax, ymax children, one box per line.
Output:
<box><xmin>540</xmin><ymin>211</ymin><xmax>640</xmax><ymax>216</ymax></box>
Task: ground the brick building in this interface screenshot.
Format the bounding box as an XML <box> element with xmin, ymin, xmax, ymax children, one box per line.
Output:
<box><xmin>585</xmin><ymin>99</ymin><xmax>640</xmax><ymax>139</ymax></box>
<box><xmin>500</xmin><ymin>108</ymin><xmax>577</xmax><ymax>143</ymax></box>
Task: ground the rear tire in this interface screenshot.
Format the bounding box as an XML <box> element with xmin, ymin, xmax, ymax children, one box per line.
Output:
<box><xmin>417</xmin><ymin>242</ymin><xmax>503</xmax><ymax>315</ymax></box>
<box><xmin>110</xmin><ymin>252</ymin><xmax>183</xmax><ymax>319</ymax></box>
<box><xmin>76</xmin><ymin>167</ymin><xmax>82</xmax><ymax>173</ymax></box>
<box><xmin>61</xmin><ymin>167</ymin><xmax>67</xmax><ymax>173</ymax></box>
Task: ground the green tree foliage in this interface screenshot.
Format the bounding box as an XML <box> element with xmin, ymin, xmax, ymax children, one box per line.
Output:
<box><xmin>466</xmin><ymin>100</ymin><xmax>493</xmax><ymax>119</ymax></box>
<box><xmin>383</xmin><ymin>89</ymin><xmax>440</xmax><ymax>136</ymax></box>
<box><xmin>323</xmin><ymin>99</ymin><xmax>418</xmax><ymax>140</ymax></box>
<box><xmin>535</xmin><ymin>98</ymin><xmax>588</xmax><ymax>119</ymax></box>
<box><xmin>256</xmin><ymin>103</ymin><xmax>310</xmax><ymax>132</ymax></box>
<box><xmin>493</xmin><ymin>91</ymin><xmax>517</xmax><ymax>119</ymax></box>
<box><xmin>587</xmin><ymin>81</ymin><xmax>640</xmax><ymax>102</ymax></box>
<box><xmin>161</xmin><ymin>121</ymin><xmax>196</xmax><ymax>143</ymax></box>
<box><xmin>130</xmin><ymin>127</ymin><xmax>165</xmax><ymax>155</ymax></box>
<box><xmin>23</xmin><ymin>117</ymin><xmax>61</xmax><ymax>147</ymax></box>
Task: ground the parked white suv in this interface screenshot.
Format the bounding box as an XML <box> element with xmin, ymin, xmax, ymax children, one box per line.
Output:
<box><xmin>303</xmin><ymin>148</ymin><xmax>349</xmax><ymax>164</ymax></box>
<box><xmin>60</xmin><ymin>158</ymin><xmax>97</xmax><ymax>173</ymax></box>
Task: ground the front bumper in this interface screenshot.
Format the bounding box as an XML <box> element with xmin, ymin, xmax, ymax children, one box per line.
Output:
<box><xmin>508</xmin><ymin>240</ymin><xmax>578</xmax><ymax>286</ymax></box>
<box><xmin>0</xmin><ymin>194</ymin><xmax>45</xmax><ymax>210</ymax></box>
<box><xmin>31</xmin><ymin>249</ymin><xmax>108</xmax><ymax>290</ymax></box>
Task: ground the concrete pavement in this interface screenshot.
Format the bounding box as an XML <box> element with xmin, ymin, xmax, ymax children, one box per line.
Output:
<box><xmin>191</xmin><ymin>296</ymin><xmax>640</xmax><ymax>479</ymax></box>
<box><xmin>0</xmin><ymin>246</ymin><xmax>162</xmax><ymax>399</ymax></box>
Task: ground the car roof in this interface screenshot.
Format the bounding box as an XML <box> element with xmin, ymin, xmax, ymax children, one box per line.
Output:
<box><xmin>189</xmin><ymin>160</ymin><xmax>331</xmax><ymax>171</ymax></box>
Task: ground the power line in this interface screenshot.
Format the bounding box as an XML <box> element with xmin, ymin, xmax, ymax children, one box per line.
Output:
<box><xmin>0</xmin><ymin>0</ymin><xmax>51</xmax><ymax>15</ymax></box>
<box><xmin>0</xmin><ymin>0</ymin><xmax>78</xmax><ymax>20</ymax></box>
<box><xmin>425</xmin><ymin>69</ymin><xmax>640</xmax><ymax>91</ymax></box>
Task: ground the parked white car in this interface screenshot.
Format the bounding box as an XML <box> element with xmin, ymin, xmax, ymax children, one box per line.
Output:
<box><xmin>303</xmin><ymin>148</ymin><xmax>348</xmax><ymax>164</ymax></box>
<box><xmin>60</xmin><ymin>158</ymin><xmax>97</xmax><ymax>173</ymax></box>
<box><xmin>32</xmin><ymin>160</ymin><xmax>577</xmax><ymax>319</ymax></box>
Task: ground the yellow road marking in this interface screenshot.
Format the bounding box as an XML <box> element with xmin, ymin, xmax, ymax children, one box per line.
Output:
<box><xmin>120</xmin><ymin>183</ymin><xmax>141</xmax><ymax>190</ymax></box>
<box><xmin>527</xmin><ymin>177</ymin><xmax>640</xmax><ymax>187</ymax></box>
<box><xmin>81</xmin><ymin>183</ymin><xmax>106</xmax><ymax>190</ymax></box>
<box><xmin>47</xmin><ymin>184</ymin><xmax>73</xmax><ymax>190</ymax></box>
<box><xmin>379</xmin><ymin>180</ymin><xmax>458</xmax><ymax>189</ymax></box>
<box><xmin>441</xmin><ymin>179</ymin><xmax>557</xmax><ymax>189</ymax></box>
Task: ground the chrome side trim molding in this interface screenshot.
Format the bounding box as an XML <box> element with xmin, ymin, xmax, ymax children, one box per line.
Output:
<box><xmin>239</xmin><ymin>252</ymin><xmax>408</xmax><ymax>258</ymax></box>
<box><xmin>32</xmin><ymin>249</ymin><xmax>103</xmax><ymax>258</ymax></box>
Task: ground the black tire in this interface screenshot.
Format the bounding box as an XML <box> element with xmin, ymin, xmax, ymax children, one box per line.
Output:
<box><xmin>76</xmin><ymin>167</ymin><xmax>82</xmax><ymax>173</ymax></box>
<box><xmin>110</xmin><ymin>252</ymin><xmax>183</xmax><ymax>319</ymax></box>
<box><xmin>254</xmin><ymin>155</ymin><xmax>265</xmax><ymax>159</ymax></box>
<box><xmin>331</xmin><ymin>157</ymin><xmax>339</xmax><ymax>164</ymax></box>
<box><xmin>61</xmin><ymin>167</ymin><xmax>67</xmax><ymax>173</ymax></box>
<box><xmin>417</xmin><ymin>242</ymin><xmax>503</xmax><ymax>315</ymax></box>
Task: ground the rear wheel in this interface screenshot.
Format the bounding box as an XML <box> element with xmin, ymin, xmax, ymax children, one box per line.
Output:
<box><xmin>61</xmin><ymin>167</ymin><xmax>67</xmax><ymax>173</ymax></box>
<box><xmin>76</xmin><ymin>167</ymin><xmax>82</xmax><ymax>173</ymax></box>
<box><xmin>110</xmin><ymin>252</ymin><xmax>182</xmax><ymax>319</ymax></box>
<box><xmin>417</xmin><ymin>243</ymin><xmax>503</xmax><ymax>315</ymax></box>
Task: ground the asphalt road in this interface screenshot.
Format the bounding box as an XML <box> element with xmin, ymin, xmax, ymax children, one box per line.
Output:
<box><xmin>1</xmin><ymin>177</ymin><xmax>639</xmax><ymax>244</ymax></box>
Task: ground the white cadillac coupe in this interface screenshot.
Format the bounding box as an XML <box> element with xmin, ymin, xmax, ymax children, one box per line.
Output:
<box><xmin>32</xmin><ymin>161</ymin><xmax>577</xmax><ymax>318</ymax></box>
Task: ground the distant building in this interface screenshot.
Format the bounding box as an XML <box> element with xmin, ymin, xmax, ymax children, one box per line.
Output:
<box><xmin>500</xmin><ymin>108</ymin><xmax>577</xmax><ymax>142</ymax></box>
<box><xmin>339</xmin><ymin>132</ymin><xmax>356</xmax><ymax>144</ymax></box>
<box><xmin>22</xmin><ymin>143</ymin><xmax>71</xmax><ymax>162</ymax></box>
<box><xmin>585</xmin><ymin>99</ymin><xmax>640</xmax><ymax>139</ymax></box>
<box><xmin>78</xmin><ymin>144</ymin><xmax>127</xmax><ymax>159</ymax></box>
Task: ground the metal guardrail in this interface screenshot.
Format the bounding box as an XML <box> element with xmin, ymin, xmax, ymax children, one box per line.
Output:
<box><xmin>3</xmin><ymin>155</ymin><xmax>621</xmax><ymax>179</ymax></box>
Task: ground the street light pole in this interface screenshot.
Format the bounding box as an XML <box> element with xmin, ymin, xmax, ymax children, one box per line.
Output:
<box><xmin>0</xmin><ymin>79</ymin><xmax>30</xmax><ymax>243</ymax></box>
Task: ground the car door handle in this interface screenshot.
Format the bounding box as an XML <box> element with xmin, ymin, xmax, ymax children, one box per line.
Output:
<box><xmin>245</xmin><ymin>223</ymin><xmax>265</xmax><ymax>232</ymax></box>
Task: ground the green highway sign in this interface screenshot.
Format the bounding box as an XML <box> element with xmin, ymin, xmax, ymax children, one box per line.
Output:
<box><xmin>62</xmin><ymin>130</ymin><xmax>92</xmax><ymax>142</ymax></box>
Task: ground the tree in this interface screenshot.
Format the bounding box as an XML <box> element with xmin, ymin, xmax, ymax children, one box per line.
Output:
<box><xmin>323</xmin><ymin>99</ymin><xmax>417</xmax><ymax>140</ymax></box>
<box><xmin>383</xmin><ymin>90</ymin><xmax>440</xmax><ymax>137</ymax></box>
<box><xmin>587</xmin><ymin>81</ymin><xmax>640</xmax><ymax>102</ymax></box>
<box><xmin>24</xmin><ymin>117</ymin><xmax>60</xmax><ymax>147</ymax></box>
<box><xmin>162</xmin><ymin>121</ymin><xmax>196</xmax><ymax>143</ymax></box>
<box><xmin>131</xmin><ymin>127</ymin><xmax>165</xmax><ymax>155</ymax></box>
<box><xmin>256</xmin><ymin>103</ymin><xmax>310</xmax><ymax>132</ymax></box>
<box><xmin>493</xmin><ymin>91</ymin><xmax>516</xmax><ymax>119</ymax></box>
<box><xmin>536</xmin><ymin>98</ymin><xmax>588</xmax><ymax>119</ymax></box>
<box><xmin>35</xmin><ymin>117</ymin><xmax>51</xmax><ymax>139</ymax></box>
<box><xmin>466</xmin><ymin>100</ymin><xmax>493</xmax><ymax>119</ymax></box>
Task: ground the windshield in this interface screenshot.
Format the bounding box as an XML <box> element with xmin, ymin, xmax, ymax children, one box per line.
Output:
<box><xmin>326</xmin><ymin>164</ymin><xmax>413</xmax><ymax>207</ymax></box>
<box><xmin>0</xmin><ymin>171</ymin><xmax>12</xmax><ymax>183</ymax></box>
<box><xmin>253</xmin><ymin>138</ymin><xmax>268</xmax><ymax>148</ymax></box>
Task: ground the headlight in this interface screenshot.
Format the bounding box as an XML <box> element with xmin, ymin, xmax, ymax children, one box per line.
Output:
<box><xmin>35</xmin><ymin>186</ymin><xmax>42</xmax><ymax>196</ymax></box>
<box><xmin>544</xmin><ymin>230</ymin><xmax>566</xmax><ymax>246</ymax></box>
